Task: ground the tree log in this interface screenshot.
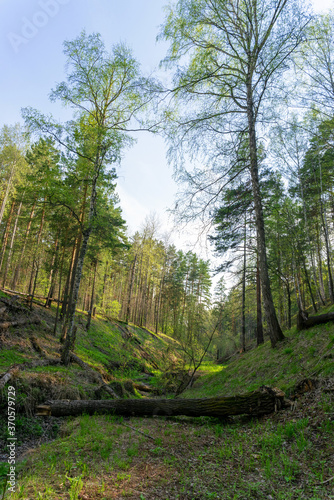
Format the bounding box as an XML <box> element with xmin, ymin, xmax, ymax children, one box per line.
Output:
<box><xmin>0</xmin><ymin>317</ymin><xmax>41</xmax><ymax>329</ymax></box>
<box><xmin>69</xmin><ymin>352</ymin><xmax>119</xmax><ymax>399</ymax></box>
<box><xmin>133</xmin><ymin>382</ymin><xmax>155</xmax><ymax>393</ymax></box>
<box><xmin>36</xmin><ymin>387</ymin><xmax>287</xmax><ymax>418</ymax></box>
<box><xmin>0</xmin><ymin>369</ymin><xmax>15</xmax><ymax>390</ymax></box>
<box><xmin>0</xmin><ymin>359</ymin><xmax>62</xmax><ymax>389</ymax></box>
<box><xmin>297</xmin><ymin>310</ymin><xmax>334</xmax><ymax>330</ymax></box>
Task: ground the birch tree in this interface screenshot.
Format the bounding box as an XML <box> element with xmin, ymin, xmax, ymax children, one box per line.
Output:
<box><xmin>160</xmin><ymin>0</ymin><xmax>310</xmax><ymax>346</ymax></box>
<box><xmin>23</xmin><ymin>31</ymin><xmax>157</xmax><ymax>364</ymax></box>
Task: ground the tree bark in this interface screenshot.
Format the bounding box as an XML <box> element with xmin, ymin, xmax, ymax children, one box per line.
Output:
<box><xmin>0</xmin><ymin>200</ymin><xmax>15</xmax><ymax>277</ymax></box>
<box><xmin>36</xmin><ymin>386</ymin><xmax>287</xmax><ymax>418</ymax></box>
<box><xmin>125</xmin><ymin>254</ymin><xmax>137</xmax><ymax>323</ymax></box>
<box><xmin>11</xmin><ymin>199</ymin><xmax>36</xmax><ymax>290</ymax></box>
<box><xmin>247</xmin><ymin>85</ymin><xmax>284</xmax><ymax>347</ymax></box>
<box><xmin>297</xmin><ymin>311</ymin><xmax>334</xmax><ymax>330</ymax></box>
<box><xmin>1</xmin><ymin>200</ymin><xmax>23</xmax><ymax>289</ymax></box>
<box><xmin>256</xmin><ymin>254</ymin><xmax>264</xmax><ymax>345</ymax></box>
<box><xmin>241</xmin><ymin>216</ymin><xmax>246</xmax><ymax>352</ymax></box>
<box><xmin>86</xmin><ymin>258</ymin><xmax>98</xmax><ymax>331</ymax></box>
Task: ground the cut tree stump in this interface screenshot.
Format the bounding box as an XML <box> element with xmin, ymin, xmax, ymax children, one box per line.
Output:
<box><xmin>297</xmin><ymin>310</ymin><xmax>334</xmax><ymax>330</ymax></box>
<box><xmin>36</xmin><ymin>386</ymin><xmax>288</xmax><ymax>418</ymax></box>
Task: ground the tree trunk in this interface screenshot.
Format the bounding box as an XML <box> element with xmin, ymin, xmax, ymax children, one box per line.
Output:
<box><xmin>301</xmin><ymin>257</ymin><xmax>317</xmax><ymax>313</ymax></box>
<box><xmin>11</xmin><ymin>200</ymin><xmax>36</xmax><ymax>291</ymax></box>
<box><xmin>0</xmin><ymin>201</ymin><xmax>15</xmax><ymax>277</ymax></box>
<box><xmin>247</xmin><ymin>85</ymin><xmax>284</xmax><ymax>347</ymax></box>
<box><xmin>0</xmin><ymin>164</ymin><xmax>15</xmax><ymax>226</ymax></box>
<box><xmin>86</xmin><ymin>258</ymin><xmax>98</xmax><ymax>331</ymax></box>
<box><xmin>241</xmin><ymin>216</ymin><xmax>246</xmax><ymax>352</ymax></box>
<box><xmin>36</xmin><ymin>386</ymin><xmax>287</xmax><ymax>418</ymax></box>
<box><xmin>45</xmin><ymin>236</ymin><xmax>59</xmax><ymax>308</ymax></box>
<box><xmin>297</xmin><ymin>311</ymin><xmax>334</xmax><ymax>330</ymax></box>
<box><xmin>61</xmin><ymin>227</ymin><xmax>92</xmax><ymax>364</ymax></box>
<box><xmin>256</xmin><ymin>254</ymin><xmax>264</xmax><ymax>346</ymax></box>
<box><xmin>2</xmin><ymin>201</ymin><xmax>23</xmax><ymax>288</ymax></box>
<box><xmin>125</xmin><ymin>254</ymin><xmax>137</xmax><ymax>323</ymax></box>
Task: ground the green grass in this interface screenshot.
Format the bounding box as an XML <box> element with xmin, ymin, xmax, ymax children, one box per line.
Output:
<box><xmin>0</xmin><ymin>350</ymin><xmax>29</xmax><ymax>370</ymax></box>
<box><xmin>1</xmin><ymin>293</ymin><xmax>334</xmax><ymax>499</ymax></box>
<box><xmin>183</xmin><ymin>322</ymin><xmax>334</xmax><ymax>399</ymax></box>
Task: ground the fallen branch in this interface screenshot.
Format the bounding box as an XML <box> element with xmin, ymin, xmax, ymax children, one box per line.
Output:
<box><xmin>317</xmin><ymin>475</ymin><xmax>334</xmax><ymax>485</ymax></box>
<box><xmin>0</xmin><ymin>359</ymin><xmax>62</xmax><ymax>390</ymax></box>
<box><xmin>0</xmin><ymin>317</ymin><xmax>41</xmax><ymax>329</ymax></box>
<box><xmin>36</xmin><ymin>386</ymin><xmax>288</xmax><ymax>418</ymax></box>
<box><xmin>0</xmin><ymin>369</ymin><xmax>16</xmax><ymax>390</ymax></box>
<box><xmin>133</xmin><ymin>382</ymin><xmax>155</xmax><ymax>393</ymax></box>
<box><xmin>69</xmin><ymin>352</ymin><xmax>119</xmax><ymax>399</ymax></box>
<box><xmin>0</xmin><ymin>296</ymin><xmax>30</xmax><ymax>314</ymax></box>
<box><xmin>121</xmin><ymin>422</ymin><xmax>155</xmax><ymax>440</ymax></box>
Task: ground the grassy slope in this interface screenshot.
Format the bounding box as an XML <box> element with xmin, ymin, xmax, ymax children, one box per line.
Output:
<box><xmin>0</xmin><ymin>296</ymin><xmax>181</xmax><ymax>406</ymax></box>
<box><xmin>1</xmin><ymin>296</ymin><xmax>334</xmax><ymax>499</ymax></box>
<box><xmin>183</xmin><ymin>320</ymin><xmax>334</xmax><ymax>400</ymax></box>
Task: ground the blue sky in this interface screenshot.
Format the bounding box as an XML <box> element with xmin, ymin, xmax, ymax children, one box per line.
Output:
<box><xmin>1</xmin><ymin>0</ymin><xmax>333</xmax><ymax>265</ymax></box>
<box><xmin>0</xmin><ymin>0</ymin><xmax>175</xmax><ymax>236</ymax></box>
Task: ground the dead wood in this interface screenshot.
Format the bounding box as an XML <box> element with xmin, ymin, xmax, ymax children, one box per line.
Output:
<box><xmin>69</xmin><ymin>352</ymin><xmax>119</xmax><ymax>399</ymax></box>
<box><xmin>297</xmin><ymin>310</ymin><xmax>334</xmax><ymax>330</ymax></box>
<box><xmin>0</xmin><ymin>359</ymin><xmax>62</xmax><ymax>390</ymax></box>
<box><xmin>36</xmin><ymin>386</ymin><xmax>287</xmax><ymax>418</ymax></box>
<box><xmin>0</xmin><ymin>317</ymin><xmax>41</xmax><ymax>330</ymax></box>
<box><xmin>29</xmin><ymin>335</ymin><xmax>51</xmax><ymax>359</ymax></box>
<box><xmin>0</xmin><ymin>369</ymin><xmax>16</xmax><ymax>390</ymax></box>
<box><xmin>0</xmin><ymin>296</ymin><xmax>30</xmax><ymax>315</ymax></box>
<box><xmin>133</xmin><ymin>382</ymin><xmax>155</xmax><ymax>393</ymax></box>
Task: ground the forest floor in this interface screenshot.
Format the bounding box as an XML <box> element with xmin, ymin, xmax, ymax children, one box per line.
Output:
<box><xmin>0</xmin><ymin>292</ymin><xmax>334</xmax><ymax>499</ymax></box>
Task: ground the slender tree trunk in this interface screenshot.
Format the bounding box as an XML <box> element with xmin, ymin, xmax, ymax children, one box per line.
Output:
<box><xmin>301</xmin><ymin>257</ymin><xmax>317</xmax><ymax>313</ymax></box>
<box><xmin>45</xmin><ymin>236</ymin><xmax>59</xmax><ymax>307</ymax></box>
<box><xmin>2</xmin><ymin>201</ymin><xmax>22</xmax><ymax>288</ymax></box>
<box><xmin>125</xmin><ymin>254</ymin><xmax>137</xmax><ymax>323</ymax></box>
<box><xmin>62</xmin><ymin>165</ymin><xmax>100</xmax><ymax>365</ymax></box>
<box><xmin>155</xmin><ymin>262</ymin><xmax>166</xmax><ymax>334</ymax></box>
<box><xmin>246</xmin><ymin>85</ymin><xmax>284</xmax><ymax>347</ymax></box>
<box><xmin>101</xmin><ymin>261</ymin><xmax>109</xmax><ymax>310</ymax></box>
<box><xmin>256</xmin><ymin>254</ymin><xmax>264</xmax><ymax>346</ymax></box>
<box><xmin>86</xmin><ymin>258</ymin><xmax>98</xmax><ymax>331</ymax></box>
<box><xmin>60</xmin><ymin>239</ymin><xmax>77</xmax><ymax>322</ymax></box>
<box><xmin>300</xmin><ymin>176</ymin><xmax>323</xmax><ymax>307</ymax></box>
<box><xmin>11</xmin><ymin>200</ymin><xmax>36</xmax><ymax>290</ymax></box>
<box><xmin>0</xmin><ymin>201</ymin><xmax>15</xmax><ymax>277</ymax></box>
<box><xmin>241</xmin><ymin>216</ymin><xmax>246</xmax><ymax>352</ymax></box>
<box><xmin>320</xmin><ymin>208</ymin><xmax>334</xmax><ymax>302</ymax></box>
<box><xmin>27</xmin><ymin>202</ymin><xmax>46</xmax><ymax>296</ymax></box>
<box><xmin>0</xmin><ymin>164</ymin><xmax>15</xmax><ymax>226</ymax></box>
<box><xmin>286</xmin><ymin>280</ymin><xmax>292</xmax><ymax>329</ymax></box>
<box><xmin>62</xmin><ymin>225</ymin><xmax>92</xmax><ymax>364</ymax></box>
<box><xmin>54</xmin><ymin>231</ymin><xmax>68</xmax><ymax>336</ymax></box>
<box><xmin>29</xmin><ymin>260</ymin><xmax>40</xmax><ymax>310</ymax></box>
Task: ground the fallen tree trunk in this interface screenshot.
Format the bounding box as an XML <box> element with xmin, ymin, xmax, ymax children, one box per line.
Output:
<box><xmin>297</xmin><ymin>310</ymin><xmax>334</xmax><ymax>330</ymax></box>
<box><xmin>0</xmin><ymin>369</ymin><xmax>16</xmax><ymax>390</ymax></box>
<box><xmin>0</xmin><ymin>317</ymin><xmax>41</xmax><ymax>329</ymax></box>
<box><xmin>36</xmin><ymin>386</ymin><xmax>287</xmax><ymax>418</ymax></box>
<box><xmin>69</xmin><ymin>352</ymin><xmax>119</xmax><ymax>399</ymax></box>
<box><xmin>0</xmin><ymin>359</ymin><xmax>62</xmax><ymax>390</ymax></box>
